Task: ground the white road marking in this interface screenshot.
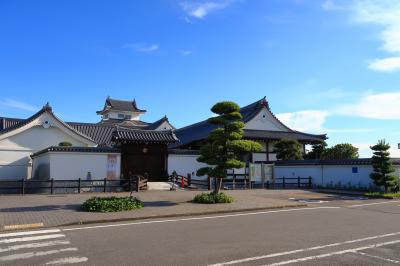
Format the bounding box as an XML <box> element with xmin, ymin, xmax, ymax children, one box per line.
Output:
<box><xmin>208</xmin><ymin>231</ymin><xmax>400</xmax><ymax>266</ymax></box>
<box><xmin>63</xmin><ymin>207</ymin><xmax>340</xmax><ymax>232</ymax></box>
<box><xmin>262</xmin><ymin>239</ymin><xmax>400</xmax><ymax>266</ymax></box>
<box><xmin>0</xmin><ymin>247</ymin><xmax>77</xmax><ymax>261</ymax></box>
<box><xmin>0</xmin><ymin>229</ymin><xmax>61</xmax><ymax>238</ymax></box>
<box><xmin>0</xmin><ymin>234</ymin><xmax>65</xmax><ymax>244</ymax></box>
<box><xmin>347</xmin><ymin>200</ymin><xmax>400</xmax><ymax>208</ymax></box>
<box><xmin>0</xmin><ymin>240</ymin><xmax>70</xmax><ymax>253</ymax></box>
<box><xmin>355</xmin><ymin>251</ymin><xmax>400</xmax><ymax>264</ymax></box>
<box><xmin>45</xmin><ymin>256</ymin><xmax>89</xmax><ymax>265</ymax></box>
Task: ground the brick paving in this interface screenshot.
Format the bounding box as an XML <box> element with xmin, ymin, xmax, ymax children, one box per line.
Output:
<box><xmin>0</xmin><ymin>189</ymin><xmax>364</xmax><ymax>230</ymax></box>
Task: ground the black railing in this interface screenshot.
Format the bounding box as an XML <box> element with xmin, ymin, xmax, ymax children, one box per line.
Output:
<box><xmin>266</xmin><ymin>176</ymin><xmax>312</xmax><ymax>189</ymax></box>
<box><xmin>0</xmin><ymin>176</ymin><xmax>148</xmax><ymax>195</ymax></box>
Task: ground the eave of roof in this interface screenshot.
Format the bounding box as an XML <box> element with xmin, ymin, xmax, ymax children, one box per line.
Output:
<box><xmin>113</xmin><ymin>127</ymin><xmax>178</xmax><ymax>144</ymax></box>
<box><xmin>96</xmin><ymin>97</ymin><xmax>146</xmax><ymax>114</ymax></box>
<box><xmin>31</xmin><ymin>146</ymin><xmax>120</xmax><ymax>158</ymax></box>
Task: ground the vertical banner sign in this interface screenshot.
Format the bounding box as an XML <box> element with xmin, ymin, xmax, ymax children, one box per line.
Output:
<box><xmin>107</xmin><ymin>154</ymin><xmax>118</xmax><ymax>180</ymax></box>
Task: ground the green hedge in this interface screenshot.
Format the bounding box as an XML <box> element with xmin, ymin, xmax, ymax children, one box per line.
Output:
<box><xmin>364</xmin><ymin>192</ymin><xmax>400</xmax><ymax>199</ymax></box>
<box><xmin>81</xmin><ymin>196</ymin><xmax>144</xmax><ymax>212</ymax></box>
<box><xmin>193</xmin><ymin>192</ymin><xmax>234</xmax><ymax>204</ymax></box>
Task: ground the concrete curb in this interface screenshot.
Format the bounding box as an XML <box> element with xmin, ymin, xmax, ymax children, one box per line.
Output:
<box><xmin>0</xmin><ymin>203</ymin><xmax>307</xmax><ymax>232</ymax></box>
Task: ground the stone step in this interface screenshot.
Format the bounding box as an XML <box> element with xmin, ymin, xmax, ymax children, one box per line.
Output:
<box><xmin>147</xmin><ymin>182</ymin><xmax>172</xmax><ymax>191</ymax></box>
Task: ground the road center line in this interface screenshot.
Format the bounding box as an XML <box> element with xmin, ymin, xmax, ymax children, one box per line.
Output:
<box><xmin>208</xmin><ymin>231</ymin><xmax>400</xmax><ymax>266</ymax></box>
<box><xmin>62</xmin><ymin>207</ymin><xmax>340</xmax><ymax>232</ymax></box>
<box><xmin>355</xmin><ymin>251</ymin><xmax>400</xmax><ymax>264</ymax></box>
<box><xmin>262</xmin><ymin>239</ymin><xmax>400</xmax><ymax>266</ymax></box>
<box><xmin>347</xmin><ymin>200</ymin><xmax>400</xmax><ymax>208</ymax></box>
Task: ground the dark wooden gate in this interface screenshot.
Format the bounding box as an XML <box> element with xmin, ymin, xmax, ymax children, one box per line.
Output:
<box><xmin>121</xmin><ymin>143</ymin><xmax>167</xmax><ymax>181</ymax></box>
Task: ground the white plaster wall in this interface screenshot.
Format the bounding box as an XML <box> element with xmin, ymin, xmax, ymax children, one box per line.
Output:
<box><xmin>0</xmin><ymin>117</ymin><xmax>94</xmax><ymax>179</ymax></box>
<box><xmin>244</xmin><ymin>108</ymin><xmax>289</xmax><ymax>132</ymax></box>
<box><xmin>31</xmin><ymin>153</ymin><xmax>50</xmax><ymax>180</ymax></box>
<box><xmin>46</xmin><ymin>152</ymin><xmax>121</xmax><ymax>180</ymax></box>
<box><xmin>154</xmin><ymin>121</ymin><xmax>174</xmax><ymax>131</ymax></box>
<box><xmin>274</xmin><ymin>164</ymin><xmax>394</xmax><ymax>190</ymax></box>
<box><xmin>253</xmin><ymin>152</ymin><xmax>267</xmax><ymax>162</ymax></box>
<box><xmin>105</xmin><ymin>111</ymin><xmax>142</xmax><ymax>121</ymax></box>
<box><xmin>168</xmin><ymin>154</ymin><xmax>208</xmax><ymax>179</ymax></box>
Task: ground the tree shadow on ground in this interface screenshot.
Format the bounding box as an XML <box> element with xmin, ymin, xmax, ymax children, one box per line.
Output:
<box><xmin>143</xmin><ymin>201</ymin><xmax>178</xmax><ymax>207</ymax></box>
<box><xmin>0</xmin><ymin>204</ymin><xmax>81</xmax><ymax>213</ymax></box>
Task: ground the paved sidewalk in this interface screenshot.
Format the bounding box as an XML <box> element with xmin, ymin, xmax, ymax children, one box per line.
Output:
<box><xmin>0</xmin><ymin>190</ymin><xmax>309</xmax><ymax>230</ymax></box>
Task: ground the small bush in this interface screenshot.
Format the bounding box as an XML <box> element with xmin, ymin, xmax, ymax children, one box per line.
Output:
<box><xmin>81</xmin><ymin>196</ymin><xmax>144</xmax><ymax>212</ymax></box>
<box><xmin>193</xmin><ymin>192</ymin><xmax>234</xmax><ymax>204</ymax></box>
<box><xmin>364</xmin><ymin>192</ymin><xmax>400</xmax><ymax>199</ymax></box>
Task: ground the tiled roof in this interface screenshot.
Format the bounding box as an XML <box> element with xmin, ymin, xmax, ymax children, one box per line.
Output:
<box><xmin>97</xmin><ymin>97</ymin><xmax>146</xmax><ymax>114</ymax></box>
<box><xmin>0</xmin><ymin>117</ymin><xmax>24</xmax><ymax>130</ymax></box>
<box><xmin>113</xmin><ymin>127</ymin><xmax>178</xmax><ymax>143</ymax></box>
<box><xmin>168</xmin><ymin>149</ymin><xmax>200</xmax><ymax>155</ymax></box>
<box><xmin>0</xmin><ymin>104</ymin><xmax>96</xmax><ymax>144</ymax></box>
<box><xmin>67</xmin><ymin>122</ymin><xmax>116</xmax><ymax>147</ymax></box>
<box><xmin>31</xmin><ymin>146</ymin><xmax>120</xmax><ymax>158</ymax></box>
<box><xmin>98</xmin><ymin>119</ymin><xmax>150</xmax><ymax>128</ymax></box>
<box><xmin>146</xmin><ymin>116</ymin><xmax>175</xmax><ymax>130</ymax></box>
<box><xmin>172</xmin><ymin>97</ymin><xmax>327</xmax><ymax>148</ymax></box>
<box><xmin>273</xmin><ymin>158</ymin><xmax>400</xmax><ymax>166</ymax></box>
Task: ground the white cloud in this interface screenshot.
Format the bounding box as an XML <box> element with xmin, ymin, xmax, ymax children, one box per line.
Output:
<box><xmin>351</xmin><ymin>0</ymin><xmax>400</xmax><ymax>71</ymax></box>
<box><xmin>368</xmin><ymin>56</ymin><xmax>400</xmax><ymax>72</ymax></box>
<box><xmin>181</xmin><ymin>50</ymin><xmax>193</xmax><ymax>56</ymax></box>
<box><xmin>322</xmin><ymin>0</ymin><xmax>344</xmax><ymax>11</ymax></box>
<box><xmin>354</xmin><ymin>143</ymin><xmax>400</xmax><ymax>158</ymax></box>
<box><xmin>1</xmin><ymin>99</ymin><xmax>38</xmax><ymax>112</ymax></box>
<box><xmin>336</xmin><ymin>92</ymin><xmax>400</xmax><ymax>119</ymax></box>
<box><xmin>276</xmin><ymin>110</ymin><xmax>329</xmax><ymax>133</ymax></box>
<box><xmin>181</xmin><ymin>1</ymin><xmax>233</xmax><ymax>19</ymax></box>
<box><xmin>122</xmin><ymin>43</ymin><xmax>159</xmax><ymax>52</ymax></box>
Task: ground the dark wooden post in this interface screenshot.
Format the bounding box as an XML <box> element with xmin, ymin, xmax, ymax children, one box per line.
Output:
<box><xmin>78</xmin><ymin>178</ymin><xmax>81</xmax><ymax>193</ymax></box>
<box><xmin>136</xmin><ymin>175</ymin><xmax>140</xmax><ymax>192</ymax></box>
<box><xmin>283</xmin><ymin>176</ymin><xmax>286</xmax><ymax>189</ymax></box>
<box><xmin>266</xmin><ymin>180</ymin><xmax>270</xmax><ymax>189</ymax></box>
<box><xmin>103</xmin><ymin>178</ymin><xmax>107</xmax><ymax>193</ymax></box>
<box><xmin>244</xmin><ymin>177</ymin><xmax>247</xmax><ymax>190</ymax></box>
<box><xmin>298</xmin><ymin>176</ymin><xmax>301</xmax><ymax>188</ymax></box>
<box><xmin>208</xmin><ymin>176</ymin><xmax>211</xmax><ymax>191</ymax></box>
<box><xmin>187</xmin><ymin>173</ymin><xmax>191</xmax><ymax>187</ymax></box>
<box><xmin>51</xmin><ymin>178</ymin><xmax>54</xmax><ymax>194</ymax></box>
<box><xmin>308</xmin><ymin>176</ymin><xmax>312</xmax><ymax>188</ymax></box>
<box><xmin>21</xmin><ymin>178</ymin><xmax>25</xmax><ymax>195</ymax></box>
<box><xmin>129</xmin><ymin>177</ymin><xmax>132</xmax><ymax>192</ymax></box>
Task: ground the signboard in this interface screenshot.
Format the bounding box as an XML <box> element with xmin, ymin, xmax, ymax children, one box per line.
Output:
<box><xmin>107</xmin><ymin>154</ymin><xmax>118</xmax><ymax>180</ymax></box>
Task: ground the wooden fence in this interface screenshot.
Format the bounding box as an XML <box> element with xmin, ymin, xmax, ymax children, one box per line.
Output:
<box><xmin>0</xmin><ymin>176</ymin><xmax>148</xmax><ymax>195</ymax></box>
<box><xmin>169</xmin><ymin>173</ymin><xmax>312</xmax><ymax>190</ymax></box>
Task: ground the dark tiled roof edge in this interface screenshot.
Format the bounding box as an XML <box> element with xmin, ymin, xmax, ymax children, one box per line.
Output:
<box><xmin>113</xmin><ymin>127</ymin><xmax>179</xmax><ymax>143</ymax></box>
<box><xmin>31</xmin><ymin>146</ymin><xmax>120</xmax><ymax>158</ymax></box>
<box><xmin>274</xmin><ymin>158</ymin><xmax>400</xmax><ymax>166</ymax></box>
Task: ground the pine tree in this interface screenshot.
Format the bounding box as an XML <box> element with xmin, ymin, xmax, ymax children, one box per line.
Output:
<box><xmin>370</xmin><ymin>139</ymin><xmax>398</xmax><ymax>193</ymax></box>
<box><xmin>196</xmin><ymin>101</ymin><xmax>262</xmax><ymax>193</ymax></box>
<box><xmin>321</xmin><ymin>143</ymin><xmax>359</xmax><ymax>160</ymax></box>
<box><xmin>273</xmin><ymin>139</ymin><xmax>304</xmax><ymax>160</ymax></box>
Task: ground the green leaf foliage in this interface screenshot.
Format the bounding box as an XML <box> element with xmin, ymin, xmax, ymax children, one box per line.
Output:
<box><xmin>193</xmin><ymin>192</ymin><xmax>234</xmax><ymax>204</ymax></box>
<box><xmin>321</xmin><ymin>143</ymin><xmax>359</xmax><ymax>159</ymax></box>
<box><xmin>81</xmin><ymin>196</ymin><xmax>144</xmax><ymax>212</ymax></box>
<box><xmin>369</xmin><ymin>139</ymin><xmax>398</xmax><ymax>193</ymax></box>
<box><xmin>304</xmin><ymin>141</ymin><xmax>327</xmax><ymax>159</ymax></box>
<box><xmin>211</xmin><ymin>101</ymin><xmax>240</xmax><ymax>115</ymax></box>
<box><xmin>273</xmin><ymin>139</ymin><xmax>304</xmax><ymax>160</ymax></box>
<box><xmin>196</xmin><ymin>101</ymin><xmax>261</xmax><ymax>193</ymax></box>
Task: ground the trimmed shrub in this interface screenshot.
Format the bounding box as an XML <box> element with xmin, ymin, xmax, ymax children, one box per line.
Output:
<box><xmin>81</xmin><ymin>196</ymin><xmax>144</xmax><ymax>212</ymax></box>
<box><xmin>193</xmin><ymin>192</ymin><xmax>234</xmax><ymax>204</ymax></box>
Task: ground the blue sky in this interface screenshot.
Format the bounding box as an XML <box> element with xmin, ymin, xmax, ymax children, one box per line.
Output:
<box><xmin>0</xmin><ymin>0</ymin><xmax>399</xmax><ymax>157</ymax></box>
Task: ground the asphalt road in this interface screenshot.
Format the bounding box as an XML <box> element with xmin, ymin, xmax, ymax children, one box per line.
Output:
<box><xmin>1</xmin><ymin>197</ymin><xmax>400</xmax><ymax>266</ymax></box>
